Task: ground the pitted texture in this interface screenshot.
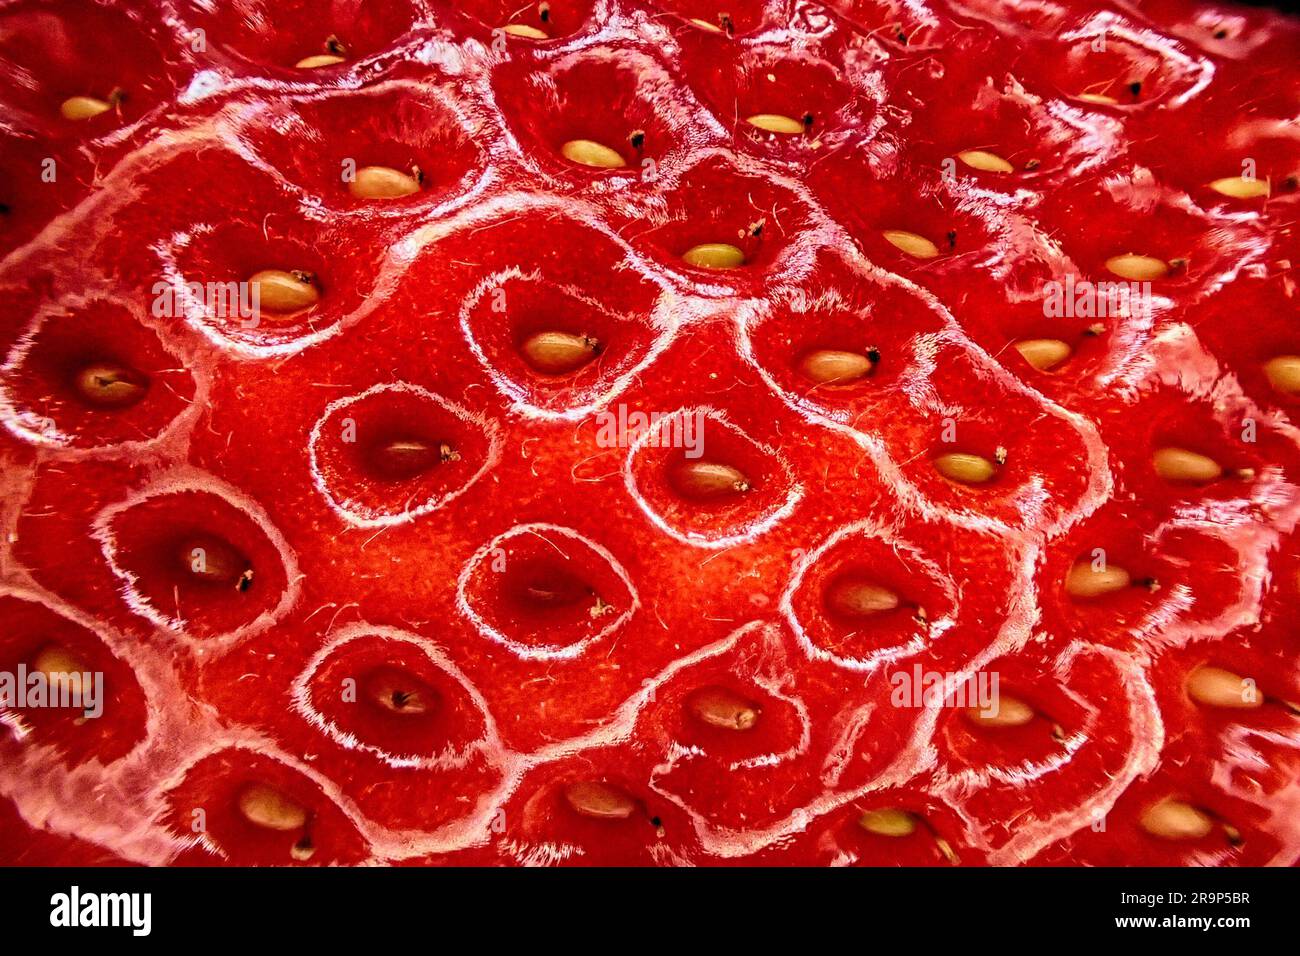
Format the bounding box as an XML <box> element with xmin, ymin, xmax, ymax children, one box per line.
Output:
<box><xmin>0</xmin><ymin>0</ymin><xmax>1298</xmax><ymax>865</ymax></box>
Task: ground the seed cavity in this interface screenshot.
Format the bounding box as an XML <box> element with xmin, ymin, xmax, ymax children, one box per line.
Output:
<box><xmin>799</xmin><ymin>348</ymin><xmax>877</xmax><ymax>385</ymax></box>
<box><xmin>1208</xmin><ymin>176</ymin><xmax>1270</xmax><ymax>199</ymax></box>
<box><xmin>933</xmin><ymin>452</ymin><xmax>998</xmax><ymax>485</ymax></box>
<box><xmin>1152</xmin><ymin>447</ymin><xmax>1222</xmax><ymax>484</ymax></box>
<box><xmin>826</xmin><ymin>577</ymin><xmax>900</xmax><ymax>617</ymax></box>
<box><xmin>237</xmin><ymin>783</ymin><xmax>309</xmax><ymax>831</ymax></box>
<box><xmin>562</xmin><ymin>780</ymin><xmax>639</xmax><ymax>820</ymax></box>
<box><xmin>560</xmin><ymin>139</ymin><xmax>626</xmax><ymax>169</ymax></box>
<box><xmin>502</xmin><ymin>23</ymin><xmax>548</xmax><ymax>38</ymax></box>
<box><xmin>1138</xmin><ymin>797</ymin><xmax>1214</xmax><ymax>842</ymax></box>
<box><xmin>349</xmin><ymin>165</ymin><xmax>422</xmax><ymax>200</ymax></box>
<box><xmin>1105</xmin><ymin>254</ymin><xmax>1170</xmax><ymax>281</ymax></box>
<box><xmin>670</xmin><ymin>460</ymin><xmax>751</xmax><ymax>499</ymax></box>
<box><xmin>858</xmin><ymin>807</ymin><xmax>917</xmax><ymax>837</ymax></box>
<box><xmin>72</xmin><ymin>362</ymin><xmax>148</xmax><ymax>407</ymax></box>
<box><xmin>686</xmin><ymin>686</ymin><xmax>761</xmax><ymax>731</ymax></box>
<box><xmin>746</xmin><ymin>113</ymin><xmax>805</xmax><ymax>135</ymax></box>
<box><xmin>178</xmin><ymin>534</ymin><xmax>251</xmax><ymax>588</ymax></box>
<box><xmin>681</xmin><ymin>243</ymin><xmax>746</xmax><ymax>269</ymax></box>
<box><xmin>1065</xmin><ymin>560</ymin><xmax>1131</xmax><ymax>599</ymax></box>
<box><xmin>520</xmin><ymin>330</ymin><xmax>601</xmax><ymax>375</ymax></box>
<box><xmin>1013</xmin><ymin>338</ymin><xmax>1071</xmax><ymax>372</ymax></box>
<box><xmin>965</xmin><ymin>694</ymin><xmax>1036</xmax><ymax>728</ymax></box>
<box><xmin>249</xmin><ymin>269</ymin><xmax>320</xmax><ymax>316</ymax></box>
<box><xmin>1185</xmin><ymin>665</ymin><xmax>1264</xmax><ymax>710</ymax></box>
<box><xmin>1263</xmin><ymin>355</ymin><xmax>1300</xmax><ymax>395</ymax></box>
<box><xmin>956</xmin><ymin>149</ymin><xmax>1014</xmax><ymax>174</ymax></box>
<box><xmin>881</xmin><ymin>229</ymin><xmax>939</xmax><ymax>259</ymax></box>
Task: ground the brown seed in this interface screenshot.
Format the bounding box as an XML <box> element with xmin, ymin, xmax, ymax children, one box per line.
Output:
<box><xmin>1208</xmin><ymin>176</ymin><xmax>1269</xmax><ymax>200</ymax></box>
<box><xmin>1105</xmin><ymin>254</ymin><xmax>1170</xmax><ymax>282</ymax></box>
<box><xmin>1185</xmin><ymin>665</ymin><xmax>1263</xmax><ymax>710</ymax></box>
<box><xmin>31</xmin><ymin>644</ymin><xmax>87</xmax><ymax>682</ymax></box>
<box><xmin>933</xmin><ymin>452</ymin><xmax>997</xmax><ymax>484</ymax></box>
<box><xmin>237</xmin><ymin>783</ymin><xmax>309</xmax><ymax>831</ymax></box>
<box><xmin>799</xmin><ymin>349</ymin><xmax>875</xmax><ymax>384</ymax></box>
<box><xmin>502</xmin><ymin>23</ymin><xmax>548</xmax><ymax>38</ymax></box>
<box><xmin>881</xmin><ymin>229</ymin><xmax>939</xmax><ymax>259</ymax></box>
<box><xmin>177</xmin><ymin>534</ymin><xmax>249</xmax><ymax>586</ymax></box>
<box><xmin>1152</xmin><ymin>447</ymin><xmax>1222</xmax><ymax>484</ymax></box>
<box><xmin>72</xmin><ymin>362</ymin><xmax>148</xmax><ymax>407</ymax></box>
<box><xmin>1013</xmin><ymin>338</ymin><xmax>1072</xmax><ymax>372</ymax></box>
<box><xmin>562</xmin><ymin>781</ymin><xmax>639</xmax><ymax>820</ymax></box>
<box><xmin>686</xmin><ymin>686</ymin><xmax>760</xmax><ymax>731</ymax></box>
<box><xmin>520</xmin><ymin>330</ymin><xmax>600</xmax><ymax>374</ymax></box>
<box><xmin>956</xmin><ymin>149</ymin><xmax>1014</xmax><ymax>173</ymax></box>
<box><xmin>670</xmin><ymin>460</ymin><xmax>751</xmax><ymax>499</ymax></box>
<box><xmin>858</xmin><ymin>807</ymin><xmax>918</xmax><ymax>837</ymax></box>
<box><xmin>826</xmin><ymin>577</ymin><xmax>900</xmax><ymax>617</ymax></box>
<box><xmin>1064</xmin><ymin>560</ymin><xmax>1131</xmax><ymax>598</ymax></box>
<box><xmin>1138</xmin><ymin>798</ymin><xmax>1214</xmax><ymax>841</ymax></box>
<box><xmin>965</xmin><ymin>694</ymin><xmax>1036</xmax><ymax>728</ymax></box>
<box><xmin>746</xmin><ymin>113</ymin><xmax>805</xmax><ymax>135</ymax></box>
<box><xmin>249</xmin><ymin>269</ymin><xmax>320</xmax><ymax>315</ymax></box>
<box><xmin>348</xmin><ymin>165</ymin><xmax>421</xmax><ymax>200</ymax></box>
<box><xmin>1077</xmin><ymin>92</ymin><xmax>1119</xmax><ymax>105</ymax></box>
<box><xmin>560</xmin><ymin>139</ymin><xmax>626</xmax><ymax>169</ymax></box>
<box><xmin>60</xmin><ymin>95</ymin><xmax>114</xmax><ymax>121</ymax></box>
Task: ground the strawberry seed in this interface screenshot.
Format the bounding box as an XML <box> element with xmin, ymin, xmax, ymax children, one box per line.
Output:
<box><xmin>520</xmin><ymin>330</ymin><xmax>601</xmax><ymax>374</ymax></box>
<box><xmin>560</xmin><ymin>139</ymin><xmax>626</xmax><ymax>169</ymax></box>
<box><xmin>1185</xmin><ymin>666</ymin><xmax>1264</xmax><ymax>710</ymax></box>
<box><xmin>799</xmin><ymin>348</ymin><xmax>877</xmax><ymax>384</ymax></box>
<box><xmin>237</xmin><ymin>783</ymin><xmax>309</xmax><ymax>831</ymax></box>
<box><xmin>933</xmin><ymin>452</ymin><xmax>998</xmax><ymax>484</ymax></box>
<box><xmin>1152</xmin><ymin>447</ymin><xmax>1222</xmax><ymax>484</ymax></box>
<box><xmin>349</xmin><ymin>166</ymin><xmax>422</xmax><ymax>200</ymax></box>
<box><xmin>881</xmin><ymin>230</ymin><xmax>939</xmax><ymax>259</ymax></box>
<box><xmin>1105</xmin><ymin>254</ymin><xmax>1170</xmax><ymax>281</ymax></box>
<box><xmin>249</xmin><ymin>269</ymin><xmax>320</xmax><ymax>315</ymax></box>
<box><xmin>73</xmin><ymin>362</ymin><xmax>148</xmax><ymax>407</ymax></box>
<box><xmin>1013</xmin><ymin>338</ymin><xmax>1071</xmax><ymax>371</ymax></box>
<box><xmin>563</xmin><ymin>781</ymin><xmax>639</xmax><ymax>820</ymax></box>
<box><xmin>681</xmin><ymin>243</ymin><xmax>746</xmax><ymax>269</ymax></box>
<box><xmin>686</xmin><ymin>686</ymin><xmax>760</xmax><ymax>730</ymax></box>
<box><xmin>670</xmin><ymin>460</ymin><xmax>751</xmax><ymax>498</ymax></box>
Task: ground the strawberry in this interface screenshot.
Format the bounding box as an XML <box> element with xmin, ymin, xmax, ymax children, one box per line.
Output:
<box><xmin>0</xmin><ymin>0</ymin><xmax>1298</xmax><ymax>870</ymax></box>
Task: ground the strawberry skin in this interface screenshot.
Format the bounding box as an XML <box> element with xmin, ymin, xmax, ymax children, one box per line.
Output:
<box><xmin>0</xmin><ymin>0</ymin><xmax>1298</xmax><ymax>867</ymax></box>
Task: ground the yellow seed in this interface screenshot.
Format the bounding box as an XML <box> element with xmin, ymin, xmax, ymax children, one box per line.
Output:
<box><xmin>799</xmin><ymin>349</ymin><xmax>875</xmax><ymax>384</ymax></box>
<box><xmin>560</xmin><ymin>139</ymin><xmax>626</xmax><ymax>169</ymax></box>
<box><xmin>520</xmin><ymin>330</ymin><xmax>600</xmax><ymax>374</ymax></box>
<box><xmin>1013</xmin><ymin>338</ymin><xmax>1071</xmax><ymax>371</ymax></box>
<box><xmin>32</xmin><ymin>645</ymin><xmax>87</xmax><ymax>680</ymax></box>
<box><xmin>502</xmin><ymin>23</ymin><xmax>548</xmax><ymax>38</ymax></box>
<box><xmin>60</xmin><ymin>96</ymin><xmax>113</xmax><ymax>121</ymax></box>
<box><xmin>1065</xmin><ymin>560</ymin><xmax>1131</xmax><ymax>599</ymax></box>
<box><xmin>1152</xmin><ymin>447</ymin><xmax>1222</xmax><ymax>484</ymax></box>
<box><xmin>1186</xmin><ymin>666</ymin><xmax>1263</xmax><ymax>710</ymax></box>
<box><xmin>1105</xmin><ymin>254</ymin><xmax>1170</xmax><ymax>281</ymax></box>
<box><xmin>365</xmin><ymin>668</ymin><xmax>434</xmax><ymax>715</ymax></box>
<box><xmin>858</xmin><ymin>808</ymin><xmax>918</xmax><ymax>837</ymax></box>
<box><xmin>237</xmin><ymin>783</ymin><xmax>309</xmax><ymax>831</ymax></box>
<box><xmin>966</xmin><ymin>694</ymin><xmax>1036</xmax><ymax>728</ymax></box>
<box><xmin>827</xmin><ymin>578</ymin><xmax>900</xmax><ymax>617</ymax></box>
<box><xmin>294</xmin><ymin>54</ymin><xmax>346</xmax><ymax>69</ymax></box>
<box><xmin>687</xmin><ymin>687</ymin><xmax>760</xmax><ymax>731</ymax></box>
<box><xmin>1263</xmin><ymin>355</ymin><xmax>1300</xmax><ymax>395</ymax></box>
<box><xmin>933</xmin><ymin>452</ymin><xmax>997</xmax><ymax>484</ymax></box>
<box><xmin>957</xmin><ymin>149</ymin><xmax>1014</xmax><ymax>173</ymax></box>
<box><xmin>681</xmin><ymin>243</ymin><xmax>746</xmax><ymax>269</ymax></box>
<box><xmin>671</xmin><ymin>460</ymin><xmax>751</xmax><ymax>498</ymax></box>
<box><xmin>563</xmin><ymin>781</ymin><xmax>638</xmax><ymax>820</ymax></box>
<box><xmin>746</xmin><ymin>113</ymin><xmax>805</xmax><ymax>134</ymax></box>
<box><xmin>881</xmin><ymin>230</ymin><xmax>940</xmax><ymax>259</ymax></box>
<box><xmin>249</xmin><ymin>269</ymin><xmax>320</xmax><ymax>315</ymax></box>
<box><xmin>1138</xmin><ymin>798</ymin><xmax>1214</xmax><ymax>841</ymax></box>
<box><xmin>1077</xmin><ymin>92</ymin><xmax>1119</xmax><ymax>105</ymax></box>
<box><xmin>348</xmin><ymin>166</ymin><xmax>421</xmax><ymax>200</ymax></box>
<box><xmin>372</xmin><ymin>438</ymin><xmax>440</xmax><ymax>479</ymax></box>
<box><xmin>1208</xmin><ymin>176</ymin><xmax>1269</xmax><ymax>199</ymax></box>
<box><xmin>73</xmin><ymin>363</ymin><xmax>148</xmax><ymax>407</ymax></box>
<box><xmin>689</xmin><ymin>17</ymin><xmax>724</xmax><ymax>32</ymax></box>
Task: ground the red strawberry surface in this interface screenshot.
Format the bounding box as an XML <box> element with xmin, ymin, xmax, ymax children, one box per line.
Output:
<box><xmin>0</xmin><ymin>0</ymin><xmax>1298</xmax><ymax>867</ymax></box>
